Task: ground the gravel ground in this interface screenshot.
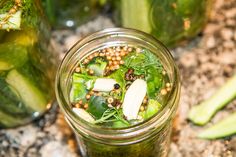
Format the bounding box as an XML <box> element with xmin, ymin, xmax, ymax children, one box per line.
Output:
<box><xmin>0</xmin><ymin>0</ymin><xmax>236</xmax><ymax>156</ymax></box>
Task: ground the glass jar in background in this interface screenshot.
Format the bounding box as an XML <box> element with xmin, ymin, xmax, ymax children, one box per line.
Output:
<box><xmin>0</xmin><ymin>0</ymin><xmax>57</xmax><ymax>128</ymax></box>
<box><xmin>43</xmin><ymin>0</ymin><xmax>104</xmax><ymax>29</ymax></box>
<box><xmin>110</xmin><ymin>0</ymin><xmax>212</xmax><ymax>47</ymax></box>
<box><xmin>56</xmin><ymin>28</ymin><xmax>180</xmax><ymax>157</ymax></box>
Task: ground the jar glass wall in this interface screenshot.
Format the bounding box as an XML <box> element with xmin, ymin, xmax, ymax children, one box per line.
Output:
<box><xmin>0</xmin><ymin>0</ymin><xmax>57</xmax><ymax>128</ymax></box>
<box><xmin>110</xmin><ymin>0</ymin><xmax>212</xmax><ymax>47</ymax></box>
<box><xmin>43</xmin><ymin>0</ymin><xmax>102</xmax><ymax>29</ymax></box>
<box><xmin>56</xmin><ymin>28</ymin><xmax>180</xmax><ymax>157</ymax></box>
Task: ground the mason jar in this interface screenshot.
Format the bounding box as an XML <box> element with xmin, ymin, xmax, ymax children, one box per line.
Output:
<box><xmin>0</xmin><ymin>0</ymin><xmax>57</xmax><ymax>128</ymax></box>
<box><xmin>42</xmin><ymin>0</ymin><xmax>102</xmax><ymax>29</ymax></box>
<box><xmin>109</xmin><ymin>0</ymin><xmax>212</xmax><ymax>47</ymax></box>
<box><xmin>55</xmin><ymin>28</ymin><xmax>180</xmax><ymax>157</ymax></box>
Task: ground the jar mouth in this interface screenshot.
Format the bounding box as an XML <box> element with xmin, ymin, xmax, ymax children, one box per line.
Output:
<box><xmin>55</xmin><ymin>28</ymin><xmax>180</xmax><ymax>143</ymax></box>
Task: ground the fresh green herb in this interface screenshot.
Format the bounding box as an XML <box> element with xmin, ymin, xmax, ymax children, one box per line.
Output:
<box><xmin>88</xmin><ymin>57</ymin><xmax>107</xmax><ymax>76</ymax></box>
<box><xmin>70</xmin><ymin>73</ymin><xmax>88</xmax><ymax>102</ymax></box>
<box><xmin>0</xmin><ymin>0</ymin><xmax>15</xmax><ymax>14</ymax></box>
<box><xmin>124</xmin><ymin>49</ymin><xmax>163</xmax><ymax>98</ymax></box>
<box><xmin>124</xmin><ymin>50</ymin><xmax>162</xmax><ymax>75</ymax></box>
<box><xmin>94</xmin><ymin>107</ymin><xmax>130</xmax><ymax>127</ymax></box>
<box><xmin>109</xmin><ymin>66</ymin><xmax>127</xmax><ymax>101</ymax></box>
<box><xmin>94</xmin><ymin>108</ymin><xmax>117</xmax><ymax>124</ymax></box>
<box><xmin>146</xmin><ymin>66</ymin><xmax>163</xmax><ymax>98</ymax></box>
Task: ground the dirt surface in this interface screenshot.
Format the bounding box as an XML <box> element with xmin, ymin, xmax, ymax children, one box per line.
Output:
<box><xmin>0</xmin><ymin>0</ymin><xmax>236</xmax><ymax>156</ymax></box>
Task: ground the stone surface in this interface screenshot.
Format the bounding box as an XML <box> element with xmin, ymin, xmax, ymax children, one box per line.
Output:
<box><xmin>1</xmin><ymin>0</ymin><xmax>236</xmax><ymax>156</ymax></box>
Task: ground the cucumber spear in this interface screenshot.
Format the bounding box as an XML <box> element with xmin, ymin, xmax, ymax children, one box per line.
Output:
<box><xmin>188</xmin><ymin>74</ymin><xmax>236</xmax><ymax>125</ymax></box>
<box><xmin>198</xmin><ymin>112</ymin><xmax>236</xmax><ymax>139</ymax></box>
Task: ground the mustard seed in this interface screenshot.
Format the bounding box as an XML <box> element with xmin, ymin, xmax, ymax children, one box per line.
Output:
<box><xmin>79</xmin><ymin>100</ymin><xmax>83</xmax><ymax>105</ymax></box>
<box><xmin>107</xmin><ymin>56</ymin><xmax>112</xmax><ymax>60</ymax></box>
<box><xmin>86</xmin><ymin>94</ymin><xmax>91</xmax><ymax>100</ymax></box>
<box><xmin>89</xmin><ymin>69</ymin><xmax>94</xmax><ymax>75</ymax></box>
<box><xmin>116</xmin><ymin>56</ymin><xmax>121</xmax><ymax>61</ymax></box>
<box><xmin>75</xmin><ymin>67</ymin><xmax>80</xmax><ymax>73</ymax></box>
<box><xmin>120</xmin><ymin>51</ymin><xmax>126</xmax><ymax>56</ymax></box>
<box><xmin>160</xmin><ymin>89</ymin><xmax>167</xmax><ymax>95</ymax></box>
<box><xmin>166</xmin><ymin>87</ymin><xmax>171</xmax><ymax>92</ymax></box>
<box><xmin>120</xmin><ymin>60</ymin><xmax>124</xmax><ymax>64</ymax></box>
<box><xmin>166</xmin><ymin>83</ymin><xmax>171</xmax><ymax>87</ymax></box>
<box><xmin>84</xmin><ymin>103</ymin><xmax>89</xmax><ymax>109</ymax></box>
<box><xmin>140</xmin><ymin>106</ymin><xmax>145</xmax><ymax>111</ymax></box>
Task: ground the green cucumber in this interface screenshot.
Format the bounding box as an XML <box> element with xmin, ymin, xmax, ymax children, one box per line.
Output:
<box><xmin>0</xmin><ymin>43</ymin><xmax>28</xmax><ymax>70</ymax></box>
<box><xmin>88</xmin><ymin>96</ymin><xmax>108</xmax><ymax>119</ymax></box>
<box><xmin>145</xmin><ymin>99</ymin><xmax>162</xmax><ymax>119</ymax></box>
<box><xmin>121</xmin><ymin>0</ymin><xmax>152</xmax><ymax>33</ymax></box>
<box><xmin>0</xmin><ymin>11</ymin><xmax>22</xmax><ymax>30</ymax></box>
<box><xmin>6</xmin><ymin>69</ymin><xmax>47</xmax><ymax>112</ymax></box>
<box><xmin>0</xmin><ymin>77</ymin><xmax>32</xmax><ymax>115</ymax></box>
<box><xmin>0</xmin><ymin>110</ymin><xmax>26</xmax><ymax>128</ymax></box>
<box><xmin>188</xmin><ymin>74</ymin><xmax>236</xmax><ymax>125</ymax></box>
<box><xmin>0</xmin><ymin>61</ymin><xmax>13</xmax><ymax>70</ymax></box>
<box><xmin>198</xmin><ymin>112</ymin><xmax>236</xmax><ymax>139</ymax></box>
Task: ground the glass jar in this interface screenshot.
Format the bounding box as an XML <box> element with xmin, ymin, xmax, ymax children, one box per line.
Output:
<box><xmin>0</xmin><ymin>0</ymin><xmax>57</xmax><ymax>128</ymax></box>
<box><xmin>110</xmin><ymin>0</ymin><xmax>212</xmax><ymax>47</ymax></box>
<box><xmin>56</xmin><ymin>28</ymin><xmax>180</xmax><ymax>157</ymax></box>
<box><xmin>42</xmin><ymin>0</ymin><xmax>102</xmax><ymax>29</ymax></box>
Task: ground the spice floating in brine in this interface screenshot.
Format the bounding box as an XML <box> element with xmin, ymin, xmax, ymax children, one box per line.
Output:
<box><xmin>69</xmin><ymin>46</ymin><xmax>171</xmax><ymax>128</ymax></box>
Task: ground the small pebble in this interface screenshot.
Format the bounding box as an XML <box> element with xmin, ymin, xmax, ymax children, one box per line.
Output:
<box><xmin>220</xmin><ymin>28</ymin><xmax>233</xmax><ymax>41</ymax></box>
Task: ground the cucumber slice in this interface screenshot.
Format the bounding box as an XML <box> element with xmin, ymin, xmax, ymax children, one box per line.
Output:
<box><xmin>121</xmin><ymin>0</ymin><xmax>152</xmax><ymax>33</ymax></box>
<box><xmin>0</xmin><ymin>43</ymin><xmax>28</xmax><ymax>70</ymax></box>
<box><xmin>0</xmin><ymin>61</ymin><xmax>13</xmax><ymax>70</ymax></box>
<box><xmin>3</xmin><ymin>29</ymin><xmax>37</xmax><ymax>46</ymax></box>
<box><xmin>0</xmin><ymin>77</ymin><xmax>32</xmax><ymax>115</ymax></box>
<box><xmin>188</xmin><ymin>74</ymin><xmax>236</xmax><ymax>125</ymax></box>
<box><xmin>6</xmin><ymin>69</ymin><xmax>47</xmax><ymax>112</ymax></box>
<box><xmin>0</xmin><ymin>11</ymin><xmax>22</xmax><ymax>30</ymax></box>
<box><xmin>0</xmin><ymin>110</ymin><xmax>25</xmax><ymax>128</ymax></box>
<box><xmin>198</xmin><ymin>112</ymin><xmax>236</xmax><ymax>139</ymax></box>
<box><xmin>145</xmin><ymin>99</ymin><xmax>162</xmax><ymax>119</ymax></box>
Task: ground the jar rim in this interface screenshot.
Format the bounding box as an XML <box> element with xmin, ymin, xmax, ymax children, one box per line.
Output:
<box><xmin>55</xmin><ymin>28</ymin><xmax>180</xmax><ymax>143</ymax></box>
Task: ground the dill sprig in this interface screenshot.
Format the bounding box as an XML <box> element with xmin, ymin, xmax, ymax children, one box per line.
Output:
<box><xmin>94</xmin><ymin>108</ymin><xmax>129</xmax><ymax>125</ymax></box>
<box><xmin>0</xmin><ymin>0</ymin><xmax>40</xmax><ymax>30</ymax></box>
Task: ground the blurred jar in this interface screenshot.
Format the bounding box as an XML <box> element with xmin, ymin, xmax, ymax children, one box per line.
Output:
<box><xmin>110</xmin><ymin>0</ymin><xmax>212</xmax><ymax>47</ymax></box>
<box><xmin>0</xmin><ymin>0</ymin><xmax>57</xmax><ymax>128</ymax></box>
<box><xmin>43</xmin><ymin>0</ymin><xmax>104</xmax><ymax>29</ymax></box>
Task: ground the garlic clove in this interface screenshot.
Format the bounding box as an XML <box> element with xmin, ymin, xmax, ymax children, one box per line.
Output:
<box><xmin>72</xmin><ymin>108</ymin><xmax>95</xmax><ymax>123</ymax></box>
<box><xmin>122</xmin><ymin>79</ymin><xmax>147</xmax><ymax>120</ymax></box>
<box><xmin>92</xmin><ymin>78</ymin><xmax>117</xmax><ymax>92</ymax></box>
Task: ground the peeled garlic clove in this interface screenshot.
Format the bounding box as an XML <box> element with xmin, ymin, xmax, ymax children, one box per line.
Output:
<box><xmin>72</xmin><ymin>108</ymin><xmax>95</xmax><ymax>123</ymax></box>
<box><xmin>92</xmin><ymin>78</ymin><xmax>117</xmax><ymax>92</ymax></box>
<box><xmin>122</xmin><ymin>79</ymin><xmax>147</xmax><ymax>120</ymax></box>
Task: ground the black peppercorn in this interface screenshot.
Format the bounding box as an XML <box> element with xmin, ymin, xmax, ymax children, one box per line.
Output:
<box><xmin>114</xmin><ymin>83</ymin><xmax>120</xmax><ymax>89</ymax></box>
